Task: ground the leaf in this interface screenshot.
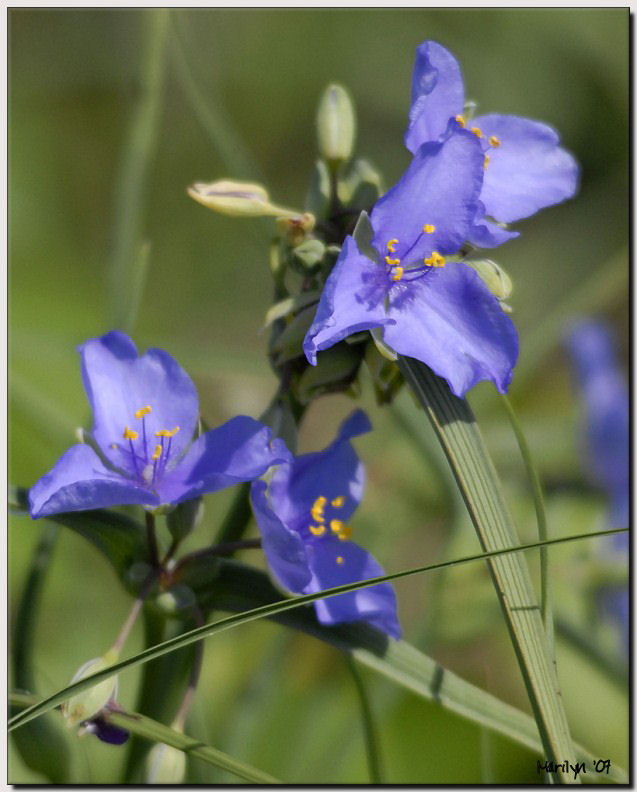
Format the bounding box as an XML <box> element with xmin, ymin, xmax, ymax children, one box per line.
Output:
<box><xmin>9</xmin><ymin>530</ymin><xmax>627</xmax><ymax>784</ymax></box>
<box><xmin>351</xmin><ymin>210</ymin><xmax>380</xmax><ymax>264</ymax></box>
<box><xmin>9</xmin><ymin>692</ymin><xmax>278</xmax><ymax>785</ymax></box>
<box><xmin>11</xmin><ymin>487</ymin><xmax>148</xmax><ymax>582</ymax></box>
<box><xmin>397</xmin><ymin>357</ymin><xmax>576</xmax><ymax>783</ymax></box>
<box><xmin>263</xmin><ymin>290</ymin><xmax>322</xmax><ymax>330</ymax></box>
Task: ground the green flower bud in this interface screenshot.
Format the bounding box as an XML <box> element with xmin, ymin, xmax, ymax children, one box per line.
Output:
<box><xmin>316</xmin><ymin>83</ymin><xmax>356</xmax><ymax>168</ymax></box>
<box><xmin>466</xmin><ymin>258</ymin><xmax>513</xmax><ymax>300</ymax></box>
<box><xmin>61</xmin><ymin>649</ymin><xmax>119</xmax><ymax>728</ymax></box>
<box><xmin>146</xmin><ymin>741</ymin><xmax>187</xmax><ymax>784</ymax></box>
<box><xmin>187</xmin><ymin>179</ymin><xmax>302</xmax><ymax>219</ymax></box>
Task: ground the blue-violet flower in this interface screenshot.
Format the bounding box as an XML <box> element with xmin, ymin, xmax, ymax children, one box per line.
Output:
<box><xmin>30</xmin><ymin>331</ymin><xmax>292</xmax><ymax>517</ymax></box>
<box><xmin>406</xmin><ymin>40</ymin><xmax>579</xmax><ymax>247</ymax></box>
<box><xmin>304</xmin><ymin>129</ymin><xmax>518</xmax><ymax>396</ymax></box>
<box><xmin>251</xmin><ymin>410</ymin><xmax>401</xmax><ymax>639</ymax></box>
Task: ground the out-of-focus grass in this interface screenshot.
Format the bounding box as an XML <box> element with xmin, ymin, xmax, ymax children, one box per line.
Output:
<box><xmin>9</xmin><ymin>8</ymin><xmax>628</xmax><ymax>783</ymax></box>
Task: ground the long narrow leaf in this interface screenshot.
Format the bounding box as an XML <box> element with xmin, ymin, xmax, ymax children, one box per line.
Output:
<box><xmin>398</xmin><ymin>356</ymin><xmax>576</xmax><ymax>783</ymax></box>
<box><xmin>9</xmin><ymin>693</ymin><xmax>278</xmax><ymax>785</ymax></box>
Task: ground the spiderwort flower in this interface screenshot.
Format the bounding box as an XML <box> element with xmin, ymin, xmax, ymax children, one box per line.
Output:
<box><xmin>304</xmin><ymin>130</ymin><xmax>518</xmax><ymax>397</ymax></box>
<box><xmin>29</xmin><ymin>332</ymin><xmax>292</xmax><ymax>518</ymax></box>
<box><xmin>566</xmin><ymin>319</ymin><xmax>629</xmax><ymax>652</ymax></box>
<box><xmin>251</xmin><ymin>410</ymin><xmax>401</xmax><ymax>639</ymax></box>
<box><xmin>406</xmin><ymin>40</ymin><xmax>579</xmax><ymax>246</ymax></box>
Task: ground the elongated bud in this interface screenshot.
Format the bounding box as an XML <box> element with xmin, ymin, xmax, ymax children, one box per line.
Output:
<box><xmin>61</xmin><ymin>649</ymin><xmax>119</xmax><ymax>728</ymax></box>
<box><xmin>187</xmin><ymin>179</ymin><xmax>302</xmax><ymax>219</ymax></box>
<box><xmin>316</xmin><ymin>83</ymin><xmax>356</xmax><ymax>168</ymax></box>
<box><xmin>466</xmin><ymin>258</ymin><xmax>513</xmax><ymax>300</ymax></box>
<box><xmin>146</xmin><ymin>741</ymin><xmax>187</xmax><ymax>784</ymax></box>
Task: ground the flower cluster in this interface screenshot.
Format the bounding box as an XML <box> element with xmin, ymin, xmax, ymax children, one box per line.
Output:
<box><xmin>304</xmin><ymin>40</ymin><xmax>578</xmax><ymax>398</ymax></box>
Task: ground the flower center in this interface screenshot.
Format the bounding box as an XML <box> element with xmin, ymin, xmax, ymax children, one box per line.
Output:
<box><xmin>383</xmin><ymin>224</ymin><xmax>446</xmax><ymax>284</ymax></box>
<box><xmin>111</xmin><ymin>405</ymin><xmax>180</xmax><ymax>486</ymax></box>
<box><xmin>306</xmin><ymin>494</ymin><xmax>352</xmax><ymax>563</ymax></box>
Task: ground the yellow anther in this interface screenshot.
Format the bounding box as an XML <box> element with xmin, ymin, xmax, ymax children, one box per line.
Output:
<box><xmin>336</xmin><ymin>556</ymin><xmax>345</xmax><ymax>565</ymax></box>
<box><xmin>455</xmin><ymin>114</ymin><xmax>466</xmax><ymax>127</ymax></box>
<box><xmin>385</xmin><ymin>255</ymin><xmax>401</xmax><ymax>267</ymax></box>
<box><xmin>338</xmin><ymin>523</ymin><xmax>353</xmax><ymax>540</ymax></box>
<box><xmin>111</xmin><ymin>443</ymin><xmax>118</xmax><ymax>450</ymax></box>
<box><xmin>331</xmin><ymin>496</ymin><xmax>346</xmax><ymax>508</ymax></box>
<box><xmin>311</xmin><ymin>496</ymin><xmax>327</xmax><ymax>523</ymax></box>
<box><xmin>423</xmin><ymin>224</ymin><xmax>435</xmax><ymax>234</ymax></box>
<box><xmin>387</xmin><ymin>238</ymin><xmax>399</xmax><ymax>253</ymax></box>
<box><xmin>309</xmin><ymin>524</ymin><xmax>326</xmax><ymax>537</ymax></box>
<box><xmin>151</xmin><ymin>444</ymin><xmax>163</xmax><ymax>461</ymax></box>
<box><xmin>155</xmin><ymin>426</ymin><xmax>180</xmax><ymax>438</ymax></box>
<box><xmin>431</xmin><ymin>251</ymin><xmax>446</xmax><ymax>268</ymax></box>
<box><xmin>470</xmin><ymin>126</ymin><xmax>483</xmax><ymax>139</ymax></box>
<box><xmin>330</xmin><ymin>519</ymin><xmax>344</xmax><ymax>534</ymax></box>
<box><xmin>123</xmin><ymin>427</ymin><xmax>139</xmax><ymax>440</ymax></box>
<box><xmin>484</xmin><ymin>155</ymin><xmax>490</xmax><ymax>171</ymax></box>
<box><xmin>135</xmin><ymin>405</ymin><xmax>152</xmax><ymax>419</ymax></box>
<box><xmin>424</xmin><ymin>256</ymin><xmax>434</xmax><ymax>267</ymax></box>
<box><xmin>488</xmin><ymin>135</ymin><xmax>501</xmax><ymax>148</ymax></box>
<box><xmin>392</xmin><ymin>266</ymin><xmax>404</xmax><ymax>282</ymax></box>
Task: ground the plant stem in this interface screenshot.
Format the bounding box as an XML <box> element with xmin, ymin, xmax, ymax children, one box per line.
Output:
<box><xmin>345</xmin><ymin>655</ymin><xmax>383</xmax><ymax>783</ymax></box>
<box><xmin>145</xmin><ymin>511</ymin><xmax>160</xmax><ymax>568</ymax></box>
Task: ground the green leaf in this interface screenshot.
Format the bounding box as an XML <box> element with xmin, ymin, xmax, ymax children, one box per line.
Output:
<box><xmin>12</xmin><ymin>487</ymin><xmax>147</xmax><ymax>582</ymax></box>
<box><xmin>10</xmin><ymin>692</ymin><xmax>279</xmax><ymax>785</ymax></box>
<box><xmin>10</xmin><ymin>529</ymin><xmax>627</xmax><ymax>784</ymax></box>
<box><xmin>295</xmin><ymin>342</ymin><xmax>361</xmax><ymax>403</ymax></box>
<box><xmin>351</xmin><ymin>210</ymin><xmax>380</xmax><ymax>264</ymax></box>
<box><xmin>263</xmin><ymin>290</ymin><xmax>322</xmax><ymax>330</ymax></box>
<box><xmin>270</xmin><ymin>305</ymin><xmax>317</xmax><ymax>365</ymax></box>
<box><xmin>397</xmin><ymin>357</ymin><xmax>576</xmax><ymax>783</ymax></box>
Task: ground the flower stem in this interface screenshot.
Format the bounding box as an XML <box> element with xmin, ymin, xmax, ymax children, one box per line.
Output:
<box><xmin>112</xmin><ymin>570</ymin><xmax>160</xmax><ymax>655</ymax></box>
<box><xmin>500</xmin><ymin>393</ymin><xmax>554</xmax><ymax>661</ymax></box>
<box><xmin>345</xmin><ymin>655</ymin><xmax>383</xmax><ymax>784</ymax></box>
<box><xmin>145</xmin><ymin>511</ymin><xmax>160</xmax><ymax>568</ymax></box>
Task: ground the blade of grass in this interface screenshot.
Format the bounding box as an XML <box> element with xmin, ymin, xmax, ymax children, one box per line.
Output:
<box><xmin>9</xmin><ymin>693</ymin><xmax>278</xmax><ymax>785</ymax></box>
<box><xmin>398</xmin><ymin>356</ymin><xmax>576</xmax><ymax>783</ymax></box>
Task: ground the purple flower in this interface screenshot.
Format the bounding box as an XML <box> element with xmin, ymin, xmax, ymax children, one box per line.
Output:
<box><xmin>250</xmin><ymin>410</ymin><xmax>401</xmax><ymax>639</ymax></box>
<box><xmin>304</xmin><ymin>131</ymin><xmax>519</xmax><ymax>397</ymax></box>
<box><xmin>406</xmin><ymin>40</ymin><xmax>579</xmax><ymax>247</ymax></box>
<box><xmin>565</xmin><ymin>319</ymin><xmax>629</xmax><ymax>653</ymax></box>
<box><xmin>30</xmin><ymin>332</ymin><xmax>292</xmax><ymax>518</ymax></box>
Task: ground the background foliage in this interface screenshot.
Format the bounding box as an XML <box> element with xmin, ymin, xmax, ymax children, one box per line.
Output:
<box><xmin>9</xmin><ymin>8</ymin><xmax>628</xmax><ymax>783</ymax></box>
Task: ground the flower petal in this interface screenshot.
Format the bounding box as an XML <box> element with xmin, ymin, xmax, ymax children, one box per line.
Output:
<box><xmin>405</xmin><ymin>40</ymin><xmax>465</xmax><ymax>153</ymax></box>
<box><xmin>29</xmin><ymin>444</ymin><xmax>158</xmax><ymax>518</ymax></box>
<box><xmin>306</xmin><ymin>537</ymin><xmax>401</xmax><ymax>639</ymax></box>
<box><xmin>80</xmin><ymin>332</ymin><xmax>199</xmax><ymax>469</ymax></box>
<box><xmin>156</xmin><ymin>416</ymin><xmax>292</xmax><ymax>505</ymax></box>
<box><xmin>472</xmin><ymin>114</ymin><xmax>579</xmax><ymax>223</ymax></box>
<box><xmin>467</xmin><ymin>202</ymin><xmax>520</xmax><ymax>249</ymax></box>
<box><xmin>303</xmin><ymin>236</ymin><xmax>394</xmax><ymax>366</ymax></box>
<box><xmin>250</xmin><ymin>480</ymin><xmax>312</xmax><ymax>593</ymax></box>
<box><xmin>371</xmin><ymin>130</ymin><xmax>484</xmax><ymax>264</ymax></box>
<box><xmin>383</xmin><ymin>263</ymin><xmax>518</xmax><ymax>396</ymax></box>
<box><xmin>268</xmin><ymin>410</ymin><xmax>371</xmax><ymax>530</ymax></box>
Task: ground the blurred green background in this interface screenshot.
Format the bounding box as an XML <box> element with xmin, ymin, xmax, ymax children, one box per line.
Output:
<box><xmin>9</xmin><ymin>8</ymin><xmax>628</xmax><ymax>784</ymax></box>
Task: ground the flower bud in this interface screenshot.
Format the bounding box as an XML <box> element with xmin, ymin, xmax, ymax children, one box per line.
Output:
<box><xmin>146</xmin><ymin>742</ymin><xmax>187</xmax><ymax>784</ymax></box>
<box><xmin>466</xmin><ymin>258</ymin><xmax>513</xmax><ymax>300</ymax></box>
<box><xmin>316</xmin><ymin>83</ymin><xmax>356</xmax><ymax>168</ymax></box>
<box><xmin>61</xmin><ymin>649</ymin><xmax>119</xmax><ymax>728</ymax></box>
<box><xmin>187</xmin><ymin>179</ymin><xmax>301</xmax><ymax>219</ymax></box>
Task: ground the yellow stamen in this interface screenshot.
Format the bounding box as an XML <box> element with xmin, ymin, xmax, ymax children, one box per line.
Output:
<box><xmin>123</xmin><ymin>427</ymin><xmax>138</xmax><ymax>440</ymax></box>
<box><xmin>152</xmin><ymin>444</ymin><xmax>162</xmax><ymax>461</ymax></box>
<box><xmin>392</xmin><ymin>266</ymin><xmax>404</xmax><ymax>282</ymax></box>
<box><xmin>311</xmin><ymin>496</ymin><xmax>327</xmax><ymax>523</ymax></box>
<box><xmin>331</xmin><ymin>496</ymin><xmax>346</xmax><ymax>508</ymax></box>
<box><xmin>484</xmin><ymin>155</ymin><xmax>490</xmax><ymax>171</ymax></box>
<box><xmin>488</xmin><ymin>135</ymin><xmax>501</xmax><ymax>148</ymax></box>
<box><xmin>339</xmin><ymin>523</ymin><xmax>352</xmax><ymax>540</ymax></box>
<box><xmin>423</xmin><ymin>224</ymin><xmax>435</xmax><ymax>234</ymax></box>
<box><xmin>455</xmin><ymin>114</ymin><xmax>466</xmax><ymax>127</ymax></box>
<box><xmin>336</xmin><ymin>556</ymin><xmax>345</xmax><ymax>565</ymax></box>
<box><xmin>111</xmin><ymin>443</ymin><xmax>118</xmax><ymax>450</ymax></box>
<box><xmin>155</xmin><ymin>426</ymin><xmax>180</xmax><ymax>438</ymax></box>
<box><xmin>470</xmin><ymin>126</ymin><xmax>483</xmax><ymax>139</ymax></box>
<box><xmin>135</xmin><ymin>405</ymin><xmax>152</xmax><ymax>419</ymax></box>
<box><xmin>432</xmin><ymin>252</ymin><xmax>446</xmax><ymax>268</ymax></box>
<box><xmin>424</xmin><ymin>256</ymin><xmax>434</xmax><ymax>267</ymax></box>
<box><xmin>330</xmin><ymin>519</ymin><xmax>344</xmax><ymax>534</ymax></box>
<box><xmin>385</xmin><ymin>255</ymin><xmax>401</xmax><ymax>267</ymax></box>
<box><xmin>309</xmin><ymin>524</ymin><xmax>326</xmax><ymax>536</ymax></box>
<box><xmin>387</xmin><ymin>238</ymin><xmax>399</xmax><ymax>253</ymax></box>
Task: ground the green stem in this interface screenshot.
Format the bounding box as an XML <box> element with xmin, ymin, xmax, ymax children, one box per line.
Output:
<box><xmin>345</xmin><ymin>655</ymin><xmax>383</xmax><ymax>783</ymax></box>
<box><xmin>107</xmin><ymin>8</ymin><xmax>169</xmax><ymax>331</ymax></box>
<box><xmin>145</xmin><ymin>511</ymin><xmax>160</xmax><ymax>568</ymax></box>
<box><xmin>500</xmin><ymin>393</ymin><xmax>554</xmax><ymax>660</ymax></box>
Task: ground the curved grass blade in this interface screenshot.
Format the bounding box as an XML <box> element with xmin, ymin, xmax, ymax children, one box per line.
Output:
<box><xmin>9</xmin><ymin>693</ymin><xmax>278</xmax><ymax>785</ymax></box>
<box><xmin>9</xmin><ymin>527</ymin><xmax>625</xmax><ymax>735</ymax></box>
<box><xmin>398</xmin><ymin>356</ymin><xmax>576</xmax><ymax>783</ymax></box>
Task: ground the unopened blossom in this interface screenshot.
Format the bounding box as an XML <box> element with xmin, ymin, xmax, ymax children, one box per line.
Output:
<box><xmin>251</xmin><ymin>410</ymin><xmax>401</xmax><ymax>639</ymax></box>
<box><xmin>30</xmin><ymin>332</ymin><xmax>291</xmax><ymax>518</ymax></box>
